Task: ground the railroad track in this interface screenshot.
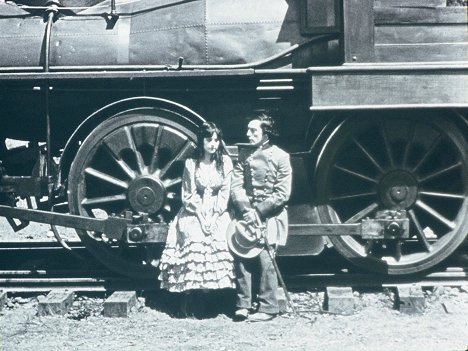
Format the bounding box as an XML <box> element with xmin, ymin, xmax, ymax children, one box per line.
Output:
<box><xmin>0</xmin><ymin>271</ymin><xmax>157</xmax><ymax>292</ymax></box>
<box><xmin>1</xmin><ymin>241</ymin><xmax>467</xmax><ymax>292</ymax></box>
<box><xmin>286</xmin><ymin>267</ymin><xmax>468</xmax><ymax>290</ymax></box>
<box><xmin>1</xmin><ymin>268</ymin><xmax>467</xmax><ymax>292</ymax></box>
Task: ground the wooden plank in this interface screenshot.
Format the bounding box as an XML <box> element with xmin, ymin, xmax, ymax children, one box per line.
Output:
<box><xmin>311</xmin><ymin>70</ymin><xmax>468</xmax><ymax>108</ymax></box>
<box><xmin>375</xmin><ymin>24</ymin><xmax>468</xmax><ymax>44</ymax></box>
<box><xmin>343</xmin><ymin>0</ymin><xmax>375</xmax><ymax>62</ymax></box>
<box><xmin>375</xmin><ymin>0</ymin><xmax>446</xmax><ymax>7</ymax></box>
<box><xmin>375</xmin><ymin>43</ymin><xmax>468</xmax><ymax>62</ymax></box>
<box><xmin>375</xmin><ymin>7</ymin><xmax>468</xmax><ymax>24</ymax></box>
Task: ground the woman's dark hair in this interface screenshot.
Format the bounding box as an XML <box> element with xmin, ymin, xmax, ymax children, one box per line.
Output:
<box><xmin>194</xmin><ymin>122</ymin><xmax>226</xmax><ymax>174</ymax></box>
<box><xmin>253</xmin><ymin>113</ymin><xmax>279</xmax><ymax>138</ymax></box>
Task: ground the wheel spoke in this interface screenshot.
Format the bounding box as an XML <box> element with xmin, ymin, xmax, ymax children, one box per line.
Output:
<box><xmin>419</xmin><ymin>190</ymin><xmax>464</xmax><ymax>200</ymax></box>
<box><xmin>352</xmin><ymin>137</ymin><xmax>384</xmax><ymax>173</ymax></box>
<box><xmin>84</xmin><ymin>167</ymin><xmax>129</xmax><ymax>189</ymax></box>
<box><xmin>408</xmin><ymin>209</ymin><xmax>432</xmax><ymax>252</ymax></box>
<box><xmin>330</xmin><ymin>192</ymin><xmax>377</xmax><ymax>201</ymax></box>
<box><xmin>157</xmin><ymin>140</ymin><xmax>194</xmax><ymax>179</ymax></box>
<box><xmin>419</xmin><ymin>162</ymin><xmax>462</xmax><ymax>183</ymax></box>
<box><xmin>164</xmin><ymin>177</ymin><xmax>182</xmax><ymax>188</ymax></box>
<box><xmin>102</xmin><ymin>141</ymin><xmax>137</xmax><ymax>180</ymax></box>
<box><xmin>81</xmin><ymin>194</ymin><xmax>127</xmax><ymax>207</ymax></box>
<box><xmin>415</xmin><ymin>199</ymin><xmax>456</xmax><ymax>230</ymax></box>
<box><xmin>124</xmin><ymin>126</ymin><xmax>146</xmax><ymax>175</ymax></box>
<box><xmin>345</xmin><ymin>202</ymin><xmax>379</xmax><ymax>224</ymax></box>
<box><xmin>333</xmin><ymin>164</ymin><xmax>378</xmax><ymax>184</ymax></box>
<box><xmin>380</xmin><ymin>120</ymin><xmax>395</xmax><ymax>168</ymax></box>
<box><xmin>149</xmin><ymin>126</ymin><xmax>164</xmax><ymax>174</ymax></box>
<box><xmin>402</xmin><ymin>122</ymin><xmax>416</xmax><ymax>168</ymax></box>
<box><xmin>412</xmin><ymin>133</ymin><xmax>442</xmax><ymax>173</ymax></box>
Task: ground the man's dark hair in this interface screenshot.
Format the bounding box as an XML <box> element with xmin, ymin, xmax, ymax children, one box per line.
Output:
<box><xmin>252</xmin><ymin>113</ymin><xmax>279</xmax><ymax>138</ymax></box>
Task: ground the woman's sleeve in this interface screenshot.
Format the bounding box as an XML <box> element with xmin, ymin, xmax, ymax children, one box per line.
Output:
<box><xmin>214</xmin><ymin>155</ymin><xmax>233</xmax><ymax>214</ymax></box>
<box><xmin>181</xmin><ymin>158</ymin><xmax>202</xmax><ymax>214</ymax></box>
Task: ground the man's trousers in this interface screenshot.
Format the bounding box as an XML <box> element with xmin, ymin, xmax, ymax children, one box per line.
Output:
<box><xmin>234</xmin><ymin>249</ymin><xmax>279</xmax><ymax>314</ymax></box>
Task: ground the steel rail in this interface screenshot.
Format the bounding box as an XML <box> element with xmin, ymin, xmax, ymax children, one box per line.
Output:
<box><xmin>0</xmin><ymin>274</ymin><xmax>158</xmax><ymax>292</ymax></box>
<box><xmin>286</xmin><ymin>267</ymin><xmax>468</xmax><ymax>289</ymax></box>
<box><xmin>0</xmin><ymin>268</ymin><xmax>466</xmax><ymax>293</ymax></box>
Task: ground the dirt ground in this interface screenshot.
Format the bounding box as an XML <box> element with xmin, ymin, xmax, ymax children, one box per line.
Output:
<box><xmin>1</xmin><ymin>287</ymin><xmax>467</xmax><ymax>351</ymax></box>
<box><xmin>1</xmin><ymin>220</ymin><xmax>467</xmax><ymax>351</ymax></box>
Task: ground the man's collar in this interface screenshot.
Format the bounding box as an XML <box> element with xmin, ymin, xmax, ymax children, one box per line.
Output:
<box><xmin>257</xmin><ymin>139</ymin><xmax>270</xmax><ymax>150</ymax></box>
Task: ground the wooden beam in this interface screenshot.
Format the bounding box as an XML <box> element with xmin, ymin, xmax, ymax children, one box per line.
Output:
<box><xmin>375</xmin><ymin>0</ymin><xmax>446</xmax><ymax>7</ymax></box>
<box><xmin>375</xmin><ymin>43</ymin><xmax>468</xmax><ymax>62</ymax></box>
<box><xmin>376</xmin><ymin>25</ymin><xmax>468</xmax><ymax>45</ymax></box>
<box><xmin>375</xmin><ymin>7</ymin><xmax>468</xmax><ymax>24</ymax></box>
<box><xmin>343</xmin><ymin>0</ymin><xmax>375</xmax><ymax>63</ymax></box>
<box><xmin>310</xmin><ymin>69</ymin><xmax>468</xmax><ymax>109</ymax></box>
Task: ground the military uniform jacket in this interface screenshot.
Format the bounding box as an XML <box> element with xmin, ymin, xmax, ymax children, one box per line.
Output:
<box><xmin>231</xmin><ymin>143</ymin><xmax>292</xmax><ymax>246</ymax></box>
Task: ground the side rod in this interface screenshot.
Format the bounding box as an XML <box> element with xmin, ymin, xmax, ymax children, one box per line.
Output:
<box><xmin>0</xmin><ymin>205</ymin><xmax>128</xmax><ymax>239</ymax></box>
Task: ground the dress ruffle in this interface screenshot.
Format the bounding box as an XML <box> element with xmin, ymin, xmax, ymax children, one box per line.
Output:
<box><xmin>158</xmin><ymin>211</ymin><xmax>235</xmax><ymax>292</ymax></box>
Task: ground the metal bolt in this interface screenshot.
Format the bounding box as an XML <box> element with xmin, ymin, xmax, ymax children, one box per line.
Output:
<box><xmin>128</xmin><ymin>227</ymin><xmax>144</xmax><ymax>242</ymax></box>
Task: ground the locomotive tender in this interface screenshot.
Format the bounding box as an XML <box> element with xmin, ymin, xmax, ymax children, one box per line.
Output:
<box><xmin>0</xmin><ymin>0</ymin><xmax>467</xmax><ymax>278</ymax></box>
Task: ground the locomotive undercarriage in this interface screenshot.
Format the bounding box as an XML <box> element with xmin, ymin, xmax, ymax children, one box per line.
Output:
<box><xmin>0</xmin><ymin>107</ymin><xmax>466</xmax><ymax>279</ymax></box>
<box><xmin>0</xmin><ymin>0</ymin><xmax>467</xmax><ymax>279</ymax></box>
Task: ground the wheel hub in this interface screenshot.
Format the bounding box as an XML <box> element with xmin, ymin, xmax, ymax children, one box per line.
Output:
<box><xmin>379</xmin><ymin>171</ymin><xmax>418</xmax><ymax>209</ymax></box>
<box><xmin>127</xmin><ymin>176</ymin><xmax>166</xmax><ymax>214</ymax></box>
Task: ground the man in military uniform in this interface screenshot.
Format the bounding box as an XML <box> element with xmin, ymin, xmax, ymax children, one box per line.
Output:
<box><xmin>230</xmin><ymin>114</ymin><xmax>292</xmax><ymax>322</ymax></box>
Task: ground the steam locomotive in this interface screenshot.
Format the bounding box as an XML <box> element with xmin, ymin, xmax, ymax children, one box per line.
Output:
<box><xmin>0</xmin><ymin>0</ymin><xmax>467</xmax><ymax>278</ymax></box>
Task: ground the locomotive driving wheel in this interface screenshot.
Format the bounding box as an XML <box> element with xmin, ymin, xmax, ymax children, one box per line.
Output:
<box><xmin>315</xmin><ymin>111</ymin><xmax>468</xmax><ymax>275</ymax></box>
<box><xmin>68</xmin><ymin>110</ymin><xmax>197</xmax><ymax>278</ymax></box>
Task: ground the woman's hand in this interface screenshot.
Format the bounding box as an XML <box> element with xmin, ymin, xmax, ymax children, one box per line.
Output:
<box><xmin>198</xmin><ymin>211</ymin><xmax>219</xmax><ymax>235</ymax></box>
<box><xmin>197</xmin><ymin>210</ymin><xmax>211</xmax><ymax>235</ymax></box>
<box><xmin>205</xmin><ymin>212</ymin><xmax>219</xmax><ymax>234</ymax></box>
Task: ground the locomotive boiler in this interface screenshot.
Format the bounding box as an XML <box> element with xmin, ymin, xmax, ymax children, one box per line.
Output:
<box><xmin>0</xmin><ymin>0</ymin><xmax>467</xmax><ymax>278</ymax></box>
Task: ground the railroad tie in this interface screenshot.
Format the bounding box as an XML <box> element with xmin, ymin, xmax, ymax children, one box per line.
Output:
<box><xmin>38</xmin><ymin>290</ymin><xmax>75</xmax><ymax>316</ymax></box>
<box><xmin>103</xmin><ymin>291</ymin><xmax>137</xmax><ymax>318</ymax></box>
<box><xmin>324</xmin><ymin>287</ymin><xmax>355</xmax><ymax>315</ymax></box>
<box><xmin>0</xmin><ymin>290</ymin><xmax>6</xmax><ymax>311</ymax></box>
<box><xmin>396</xmin><ymin>284</ymin><xmax>425</xmax><ymax>314</ymax></box>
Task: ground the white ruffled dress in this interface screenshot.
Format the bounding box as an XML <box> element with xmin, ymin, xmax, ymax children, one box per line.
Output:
<box><xmin>159</xmin><ymin>155</ymin><xmax>235</xmax><ymax>292</ymax></box>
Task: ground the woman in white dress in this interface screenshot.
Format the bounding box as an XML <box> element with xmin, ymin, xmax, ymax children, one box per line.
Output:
<box><xmin>159</xmin><ymin>122</ymin><xmax>235</xmax><ymax>315</ymax></box>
